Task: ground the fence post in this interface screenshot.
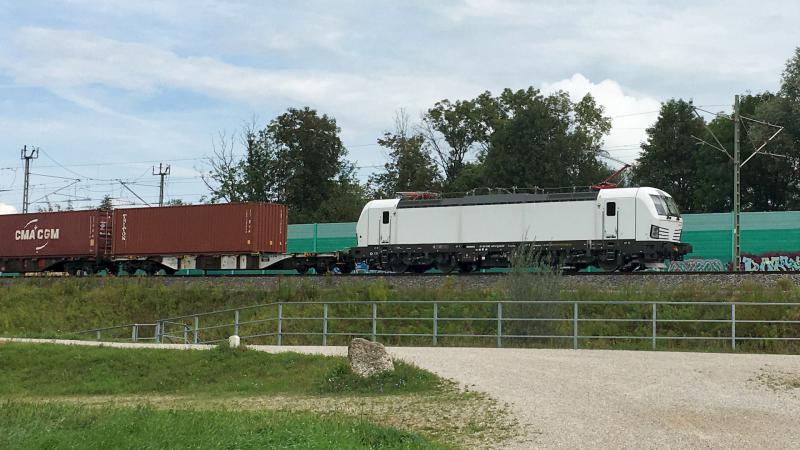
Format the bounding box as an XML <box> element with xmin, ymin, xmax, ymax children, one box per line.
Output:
<box><xmin>652</xmin><ymin>303</ymin><xmax>657</xmax><ymax>350</ymax></box>
<box><xmin>155</xmin><ymin>322</ymin><xmax>161</xmax><ymax>344</ymax></box>
<box><xmin>131</xmin><ymin>324</ymin><xmax>138</xmax><ymax>343</ymax></box>
<box><xmin>496</xmin><ymin>302</ymin><xmax>503</xmax><ymax>348</ymax></box>
<box><xmin>323</xmin><ymin>303</ymin><xmax>328</xmax><ymax>346</ymax></box>
<box><xmin>96</xmin><ymin>330</ymin><xmax>101</xmax><ymax>341</ymax></box>
<box><xmin>277</xmin><ymin>303</ymin><xmax>283</xmax><ymax>346</ymax></box>
<box><xmin>573</xmin><ymin>303</ymin><xmax>578</xmax><ymax>350</ymax></box>
<box><xmin>183</xmin><ymin>325</ymin><xmax>188</xmax><ymax>344</ymax></box>
<box><xmin>193</xmin><ymin>316</ymin><xmax>199</xmax><ymax>344</ymax></box>
<box><xmin>234</xmin><ymin>309</ymin><xmax>240</xmax><ymax>336</ymax></box>
<box><xmin>433</xmin><ymin>302</ymin><xmax>438</xmax><ymax>346</ymax></box>
<box><xmin>371</xmin><ymin>303</ymin><xmax>377</xmax><ymax>342</ymax></box>
<box><xmin>731</xmin><ymin>303</ymin><xmax>736</xmax><ymax>351</ymax></box>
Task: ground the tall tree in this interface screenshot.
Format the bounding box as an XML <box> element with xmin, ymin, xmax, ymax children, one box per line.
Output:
<box><xmin>205</xmin><ymin>107</ymin><xmax>367</xmax><ymax>223</ymax></box>
<box><xmin>701</xmin><ymin>93</ymin><xmax>797</xmax><ymax>212</ymax></box>
<box><xmin>483</xmin><ymin>89</ymin><xmax>612</xmax><ymax>189</ymax></box>
<box><xmin>369</xmin><ymin>110</ymin><xmax>441</xmax><ymax>198</ymax></box>
<box><xmin>98</xmin><ymin>195</ymin><xmax>113</xmax><ymax>211</ymax></box>
<box><xmin>204</xmin><ymin>130</ymin><xmax>247</xmax><ymax>203</ymax></box>
<box><xmin>632</xmin><ymin>99</ymin><xmax>712</xmax><ymax>213</ymax></box>
<box><xmin>421</xmin><ymin>96</ymin><xmax>494</xmax><ymax>184</ymax></box>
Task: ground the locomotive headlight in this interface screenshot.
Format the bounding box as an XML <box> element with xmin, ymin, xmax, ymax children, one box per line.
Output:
<box><xmin>650</xmin><ymin>225</ymin><xmax>661</xmax><ymax>239</ymax></box>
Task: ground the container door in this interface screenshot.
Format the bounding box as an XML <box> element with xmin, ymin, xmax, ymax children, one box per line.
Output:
<box><xmin>378</xmin><ymin>210</ymin><xmax>391</xmax><ymax>244</ymax></box>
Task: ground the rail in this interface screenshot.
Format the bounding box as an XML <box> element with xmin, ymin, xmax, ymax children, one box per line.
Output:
<box><xmin>75</xmin><ymin>300</ymin><xmax>800</xmax><ymax>351</ymax></box>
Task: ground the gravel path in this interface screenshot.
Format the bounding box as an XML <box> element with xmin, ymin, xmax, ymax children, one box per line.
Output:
<box><xmin>4</xmin><ymin>338</ymin><xmax>800</xmax><ymax>449</ymax></box>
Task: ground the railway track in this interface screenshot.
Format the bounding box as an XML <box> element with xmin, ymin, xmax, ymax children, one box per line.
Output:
<box><xmin>2</xmin><ymin>270</ymin><xmax>799</xmax><ymax>279</ymax></box>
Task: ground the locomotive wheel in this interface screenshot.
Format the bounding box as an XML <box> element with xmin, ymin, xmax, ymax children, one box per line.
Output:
<box><xmin>599</xmin><ymin>262</ymin><xmax>622</xmax><ymax>272</ymax></box>
<box><xmin>458</xmin><ymin>263</ymin><xmax>476</xmax><ymax>273</ymax></box>
<box><xmin>436</xmin><ymin>257</ymin><xmax>456</xmax><ymax>274</ymax></box>
<box><xmin>296</xmin><ymin>265</ymin><xmax>310</xmax><ymax>275</ymax></box>
<box><xmin>389</xmin><ymin>259</ymin><xmax>408</xmax><ymax>273</ymax></box>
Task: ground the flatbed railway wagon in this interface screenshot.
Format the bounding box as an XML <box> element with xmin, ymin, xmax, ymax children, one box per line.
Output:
<box><xmin>111</xmin><ymin>202</ymin><xmax>287</xmax><ymax>274</ymax></box>
<box><xmin>0</xmin><ymin>209</ymin><xmax>112</xmax><ymax>274</ymax></box>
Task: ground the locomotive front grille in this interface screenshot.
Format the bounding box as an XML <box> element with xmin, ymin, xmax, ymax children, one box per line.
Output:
<box><xmin>673</xmin><ymin>229</ymin><xmax>682</xmax><ymax>241</ymax></box>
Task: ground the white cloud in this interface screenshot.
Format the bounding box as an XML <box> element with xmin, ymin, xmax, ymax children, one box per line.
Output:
<box><xmin>542</xmin><ymin>74</ymin><xmax>662</xmax><ymax>164</ymax></box>
<box><xmin>0</xmin><ymin>203</ymin><xmax>17</xmax><ymax>214</ymax></box>
<box><xmin>0</xmin><ymin>27</ymin><xmax>482</xmax><ymax>143</ymax></box>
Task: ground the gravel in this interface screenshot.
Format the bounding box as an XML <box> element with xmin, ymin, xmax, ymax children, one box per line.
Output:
<box><xmin>386</xmin><ymin>347</ymin><xmax>800</xmax><ymax>449</ymax></box>
<box><xmin>4</xmin><ymin>338</ymin><xmax>800</xmax><ymax>449</ymax></box>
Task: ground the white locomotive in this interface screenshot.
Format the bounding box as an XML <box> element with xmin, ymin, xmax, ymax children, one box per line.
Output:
<box><xmin>351</xmin><ymin>187</ymin><xmax>692</xmax><ymax>272</ymax></box>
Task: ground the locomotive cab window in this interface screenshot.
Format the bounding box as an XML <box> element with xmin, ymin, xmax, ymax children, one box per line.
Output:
<box><xmin>606</xmin><ymin>202</ymin><xmax>616</xmax><ymax>216</ymax></box>
<box><xmin>664</xmin><ymin>196</ymin><xmax>681</xmax><ymax>218</ymax></box>
<box><xmin>382</xmin><ymin>211</ymin><xmax>390</xmax><ymax>224</ymax></box>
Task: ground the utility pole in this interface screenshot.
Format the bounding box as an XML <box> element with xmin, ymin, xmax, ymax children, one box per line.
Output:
<box><xmin>692</xmin><ymin>96</ymin><xmax>784</xmax><ymax>272</ymax></box>
<box><xmin>152</xmin><ymin>163</ymin><xmax>170</xmax><ymax>207</ymax></box>
<box><xmin>20</xmin><ymin>145</ymin><xmax>39</xmax><ymax>213</ymax></box>
<box><xmin>732</xmin><ymin>95</ymin><xmax>741</xmax><ymax>272</ymax></box>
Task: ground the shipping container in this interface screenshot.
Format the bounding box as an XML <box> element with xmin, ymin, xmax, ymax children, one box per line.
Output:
<box><xmin>112</xmin><ymin>203</ymin><xmax>287</xmax><ymax>257</ymax></box>
<box><xmin>0</xmin><ymin>209</ymin><xmax>112</xmax><ymax>272</ymax></box>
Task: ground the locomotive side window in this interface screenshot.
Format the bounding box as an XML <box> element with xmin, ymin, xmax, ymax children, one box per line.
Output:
<box><xmin>382</xmin><ymin>211</ymin><xmax>390</xmax><ymax>224</ymax></box>
<box><xmin>606</xmin><ymin>202</ymin><xmax>616</xmax><ymax>216</ymax></box>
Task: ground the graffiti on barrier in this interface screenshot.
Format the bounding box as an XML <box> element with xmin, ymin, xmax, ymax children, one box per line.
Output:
<box><xmin>742</xmin><ymin>253</ymin><xmax>800</xmax><ymax>272</ymax></box>
<box><xmin>668</xmin><ymin>259</ymin><xmax>726</xmax><ymax>272</ymax></box>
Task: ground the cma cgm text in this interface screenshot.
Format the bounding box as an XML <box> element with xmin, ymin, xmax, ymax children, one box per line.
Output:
<box><xmin>14</xmin><ymin>228</ymin><xmax>60</xmax><ymax>240</ymax></box>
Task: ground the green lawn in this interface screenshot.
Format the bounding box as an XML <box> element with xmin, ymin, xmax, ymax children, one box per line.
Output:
<box><xmin>0</xmin><ymin>343</ymin><xmax>508</xmax><ymax>448</ymax></box>
<box><xmin>0</xmin><ymin>401</ymin><xmax>451</xmax><ymax>450</ymax></box>
<box><xmin>0</xmin><ymin>343</ymin><xmax>441</xmax><ymax>397</ymax></box>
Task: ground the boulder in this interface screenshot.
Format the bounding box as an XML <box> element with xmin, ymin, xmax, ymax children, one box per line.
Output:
<box><xmin>348</xmin><ymin>338</ymin><xmax>394</xmax><ymax>377</ymax></box>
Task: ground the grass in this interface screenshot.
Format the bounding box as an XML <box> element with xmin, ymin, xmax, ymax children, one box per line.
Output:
<box><xmin>2</xmin><ymin>276</ymin><xmax>800</xmax><ymax>353</ymax></box>
<box><xmin>0</xmin><ymin>401</ymin><xmax>451</xmax><ymax>450</ymax></box>
<box><xmin>753</xmin><ymin>367</ymin><xmax>800</xmax><ymax>391</ymax></box>
<box><xmin>0</xmin><ymin>343</ymin><xmax>441</xmax><ymax>397</ymax></box>
<box><xmin>0</xmin><ymin>343</ymin><xmax>517</xmax><ymax>449</ymax></box>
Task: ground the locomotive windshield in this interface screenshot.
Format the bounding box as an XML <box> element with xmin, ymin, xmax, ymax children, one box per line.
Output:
<box><xmin>650</xmin><ymin>195</ymin><xmax>681</xmax><ymax>218</ymax></box>
<box><xmin>664</xmin><ymin>196</ymin><xmax>681</xmax><ymax>217</ymax></box>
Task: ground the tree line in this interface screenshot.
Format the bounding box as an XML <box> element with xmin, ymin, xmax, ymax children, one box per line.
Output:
<box><xmin>204</xmin><ymin>48</ymin><xmax>800</xmax><ymax>223</ymax></box>
<box><xmin>632</xmin><ymin>48</ymin><xmax>800</xmax><ymax>213</ymax></box>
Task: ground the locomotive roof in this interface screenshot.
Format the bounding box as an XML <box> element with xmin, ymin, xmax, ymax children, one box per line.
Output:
<box><xmin>396</xmin><ymin>191</ymin><xmax>600</xmax><ymax>209</ymax></box>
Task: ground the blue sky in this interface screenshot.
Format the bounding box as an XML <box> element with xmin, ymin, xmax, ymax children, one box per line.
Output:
<box><xmin>1</xmin><ymin>0</ymin><xmax>798</xmax><ymax>213</ymax></box>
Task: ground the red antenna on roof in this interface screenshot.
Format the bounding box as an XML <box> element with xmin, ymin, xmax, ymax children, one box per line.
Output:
<box><xmin>396</xmin><ymin>191</ymin><xmax>440</xmax><ymax>200</ymax></box>
<box><xmin>592</xmin><ymin>152</ymin><xmax>632</xmax><ymax>190</ymax></box>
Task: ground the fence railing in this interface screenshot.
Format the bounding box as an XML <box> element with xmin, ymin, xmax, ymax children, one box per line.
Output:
<box><xmin>76</xmin><ymin>300</ymin><xmax>800</xmax><ymax>352</ymax></box>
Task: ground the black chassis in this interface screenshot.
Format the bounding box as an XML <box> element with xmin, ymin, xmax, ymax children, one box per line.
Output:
<box><xmin>350</xmin><ymin>239</ymin><xmax>693</xmax><ymax>272</ymax></box>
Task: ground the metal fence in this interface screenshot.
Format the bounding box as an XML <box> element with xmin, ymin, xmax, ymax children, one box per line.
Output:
<box><xmin>76</xmin><ymin>300</ymin><xmax>800</xmax><ymax>351</ymax></box>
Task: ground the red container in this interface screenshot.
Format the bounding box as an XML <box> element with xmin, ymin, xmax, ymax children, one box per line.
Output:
<box><xmin>112</xmin><ymin>202</ymin><xmax>287</xmax><ymax>256</ymax></box>
<box><xmin>0</xmin><ymin>209</ymin><xmax>112</xmax><ymax>258</ymax></box>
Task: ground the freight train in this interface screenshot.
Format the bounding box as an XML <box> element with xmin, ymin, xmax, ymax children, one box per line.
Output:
<box><xmin>0</xmin><ymin>187</ymin><xmax>692</xmax><ymax>275</ymax></box>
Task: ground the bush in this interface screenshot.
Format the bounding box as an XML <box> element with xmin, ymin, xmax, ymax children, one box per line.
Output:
<box><xmin>319</xmin><ymin>361</ymin><xmax>442</xmax><ymax>395</ymax></box>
